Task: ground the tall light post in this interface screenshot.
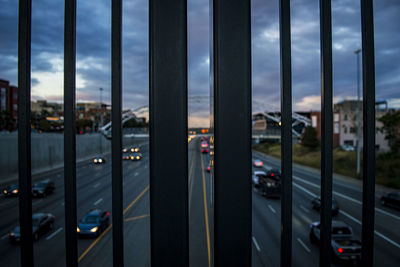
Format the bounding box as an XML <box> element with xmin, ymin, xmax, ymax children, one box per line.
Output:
<box><xmin>99</xmin><ymin>87</ymin><xmax>103</xmax><ymax>154</ymax></box>
<box><xmin>355</xmin><ymin>49</ymin><xmax>361</xmax><ymax>174</ymax></box>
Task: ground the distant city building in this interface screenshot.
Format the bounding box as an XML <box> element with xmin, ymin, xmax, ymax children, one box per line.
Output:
<box><xmin>310</xmin><ymin>111</ymin><xmax>340</xmax><ymax>147</ymax></box>
<box><xmin>0</xmin><ymin>79</ymin><xmax>18</xmax><ymax>120</ymax></box>
<box><xmin>334</xmin><ymin>100</ymin><xmax>389</xmax><ymax>151</ymax></box>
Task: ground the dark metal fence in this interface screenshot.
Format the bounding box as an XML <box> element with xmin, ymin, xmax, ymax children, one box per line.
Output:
<box><xmin>16</xmin><ymin>0</ymin><xmax>376</xmax><ymax>266</ymax></box>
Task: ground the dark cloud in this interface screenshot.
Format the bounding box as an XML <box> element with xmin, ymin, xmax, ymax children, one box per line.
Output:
<box><xmin>0</xmin><ymin>0</ymin><xmax>399</xmax><ymax>127</ymax></box>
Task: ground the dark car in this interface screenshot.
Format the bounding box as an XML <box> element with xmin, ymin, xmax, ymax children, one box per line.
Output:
<box><xmin>200</xmin><ymin>141</ymin><xmax>209</xmax><ymax>153</ymax></box>
<box><xmin>309</xmin><ymin>221</ymin><xmax>361</xmax><ymax>264</ymax></box>
<box><xmin>311</xmin><ymin>196</ymin><xmax>339</xmax><ymax>215</ymax></box>
<box><xmin>9</xmin><ymin>213</ymin><xmax>55</xmax><ymax>243</ymax></box>
<box><xmin>93</xmin><ymin>156</ymin><xmax>105</xmax><ymax>164</ymax></box>
<box><xmin>266</xmin><ymin>169</ymin><xmax>281</xmax><ymax>178</ymax></box>
<box><xmin>380</xmin><ymin>192</ymin><xmax>400</xmax><ymax>210</ymax></box>
<box><xmin>257</xmin><ymin>170</ymin><xmax>281</xmax><ymax>198</ymax></box>
<box><xmin>3</xmin><ymin>184</ymin><xmax>19</xmax><ymax>197</ymax></box>
<box><xmin>77</xmin><ymin>209</ymin><xmax>110</xmax><ymax>237</ymax></box>
<box><xmin>32</xmin><ymin>179</ymin><xmax>55</xmax><ymax>198</ymax></box>
<box><xmin>131</xmin><ymin>153</ymin><xmax>143</xmax><ymax>161</ymax></box>
<box><xmin>122</xmin><ymin>152</ymin><xmax>132</xmax><ymax>160</ymax></box>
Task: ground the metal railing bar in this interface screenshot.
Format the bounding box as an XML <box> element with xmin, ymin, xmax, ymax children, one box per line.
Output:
<box><xmin>149</xmin><ymin>0</ymin><xmax>189</xmax><ymax>265</ymax></box>
<box><xmin>279</xmin><ymin>0</ymin><xmax>293</xmax><ymax>266</ymax></box>
<box><xmin>213</xmin><ymin>0</ymin><xmax>252</xmax><ymax>266</ymax></box>
<box><xmin>319</xmin><ymin>0</ymin><xmax>334</xmax><ymax>265</ymax></box>
<box><xmin>18</xmin><ymin>0</ymin><xmax>33</xmax><ymax>265</ymax></box>
<box><xmin>360</xmin><ymin>0</ymin><xmax>376</xmax><ymax>266</ymax></box>
<box><xmin>111</xmin><ymin>0</ymin><xmax>124</xmax><ymax>266</ymax></box>
<box><xmin>64</xmin><ymin>0</ymin><xmax>78</xmax><ymax>266</ymax></box>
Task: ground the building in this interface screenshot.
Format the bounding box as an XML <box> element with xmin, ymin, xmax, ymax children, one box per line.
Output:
<box><xmin>0</xmin><ymin>79</ymin><xmax>18</xmax><ymax>120</ymax></box>
<box><xmin>335</xmin><ymin>100</ymin><xmax>389</xmax><ymax>151</ymax></box>
<box><xmin>310</xmin><ymin>111</ymin><xmax>340</xmax><ymax>147</ymax></box>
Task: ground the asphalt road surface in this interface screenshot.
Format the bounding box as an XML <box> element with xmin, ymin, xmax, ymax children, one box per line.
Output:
<box><xmin>0</xmin><ymin>137</ymin><xmax>399</xmax><ymax>266</ymax></box>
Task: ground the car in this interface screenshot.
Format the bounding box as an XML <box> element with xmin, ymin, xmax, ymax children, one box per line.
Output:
<box><xmin>9</xmin><ymin>213</ymin><xmax>55</xmax><ymax>243</ymax></box>
<box><xmin>309</xmin><ymin>221</ymin><xmax>361</xmax><ymax>264</ymax></box>
<box><xmin>341</xmin><ymin>144</ymin><xmax>355</xmax><ymax>151</ymax></box>
<box><xmin>311</xmin><ymin>196</ymin><xmax>339</xmax><ymax>215</ymax></box>
<box><xmin>200</xmin><ymin>142</ymin><xmax>208</xmax><ymax>153</ymax></box>
<box><xmin>265</xmin><ymin>169</ymin><xmax>281</xmax><ymax>178</ymax></box>
<box><xmin>257</xmin><ymin>170</ymin><xmax>281</xmax><ymax>198</ymax></box>
<box><xmin>32</xmin><ymin>179</ymin><xmax>55</xmax><ymax>198</ymax></box>
<box><xmin>252</xmin><ymin>170</ymin><xmax>267</xmax><ymax>188</ymax></box>
<box><xmin>3</xmin><ymin>184</ymin><xmax>19</xmax><ymax>197</ymax></box>
<box><xmin>380</xmin><ymin>192</ymin><xmax>400</xmax><ymax>210</ymax></box>
<box><xmin>331</xmin><ymin>239</ymin><xmax>362</xmax><ymax>263</ymax></box>
<box><xmin>130</xmin><ymin>153</ymin><xmax>142</xmax><ymax>161</ymax></box>
<box><xmin>129</xmin><ymin>146</ymin><xmax>140</xmax><ymax>153</ymax></box>
<box><xmin>77</xmin><ymin>209</ymin><xmax>110</xmax><ymax>237</ymax></box>
<box><xmin>253</xmin><ymin>159</ymin><xmax>263</xmax><ymax>168</ymax></box>
<box><xmin>93</xmin><ymin>156</ymin><xmax>105</xmax><ymax>164</ymax></box>
<box><xmin>201</xmin><ymin>148</ymin><xmax>209</xmax><ymax>153</ymax></box>
<box><xmin>122</xmin><ymin>152</ymin><xmax>132</xmax><ymax>160</ymax></box>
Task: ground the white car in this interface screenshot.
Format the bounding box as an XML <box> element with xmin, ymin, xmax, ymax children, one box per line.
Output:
<box><xmin>253</xmin><ymin>159</ymin><xmax>264</xmax><ymax>168</ymax></box>
<box><xmin>252</xmin><ymin>170</ymin><xmax>267</xmax><ymax>187</ymax></box>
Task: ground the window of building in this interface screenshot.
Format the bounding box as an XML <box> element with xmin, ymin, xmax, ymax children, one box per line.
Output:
<box><xmin>344</xmin><ymin>114</ymin><xmax>348</xmax><ymax>121</ymax></box>
<box><xmin>343</xmin><ymin>125</ymin><xmax>347</xmax><ymax>134</ymax></box>
<box><xmin>350</xmin><ymin>127</ymin><xmax>356</xmax><ymax>133</ymax></box>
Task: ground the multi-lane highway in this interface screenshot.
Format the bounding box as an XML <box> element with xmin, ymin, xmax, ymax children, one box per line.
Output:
<box><xmin>251</xmin><ymin>151</ymin><xmax>400</xmax><ymax>267</ymax></box>
<box><xmin>0</xmin><ymin>137</ymin><xmax>399</xmax><ymax>266</ymax></box>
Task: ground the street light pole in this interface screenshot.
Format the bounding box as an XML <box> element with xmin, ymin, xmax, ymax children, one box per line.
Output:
<box><xmin>99</xmin><ymin>87</ymin><xmax>103</xmax><ymax>155</ymax></box>
<box><xmin>355</xmin><ymin>49</ymin><xmax>361</xmax><ymax>174</ymax></box>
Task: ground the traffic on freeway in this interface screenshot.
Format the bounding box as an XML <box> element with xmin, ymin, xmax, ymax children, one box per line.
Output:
<box><xmin>0</xmin><ymin>137</ymin><xmax>399</xmax><ymax>266</ymax></box>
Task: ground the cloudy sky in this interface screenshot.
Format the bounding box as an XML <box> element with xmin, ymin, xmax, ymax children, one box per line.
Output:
<box><xmin>0</xmin><ymin>0</ymin><xmax>399</xmax><ymax>127</ymax></box>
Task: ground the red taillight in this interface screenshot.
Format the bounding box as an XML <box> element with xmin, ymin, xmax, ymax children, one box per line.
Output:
<box><xmin>338</xmin><ymin>248</ymin><xmax>343</xmax><ymax>253</ymax></box>
<box><xmin>206</xmin><ymin>149</ymin><xmax>209</xmax><ymax>152</ymax></box>
<box><xmin>260</xmin><ymin>162</ymin><xmax>263</xmax><ymax>165</ymax></box>
<box><xmin>271</xmin><ymin>173</ymin><xmax>274</xmax><ymax>177</ymax></box>
<box><xmin>107</xmin><ymin>212</ymin><xmax>110</xmax><ymax>216</ymax></box>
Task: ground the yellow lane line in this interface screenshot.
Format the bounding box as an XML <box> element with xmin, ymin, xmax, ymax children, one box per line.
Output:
<box><xmin>78</xmin><ymin>185</ymin><xmax>149</xmax><ymax>263</ymax></box>
<box><xmin>200</xmin><ymin>153</ymin><xmax>212</xmax><ymax>267</ymax></box>
<box><xmin>123</xmin><ymin>185</ymin><xmax>150</xmax><ymax>215</ymax></box>
<box><xmin>124</xmin><ymin>214</ymin><xmax>150</xmax><ymax>222</ymax></box>
<box><xmin>78</xmin><ymin>224</ymin><xmax>112</xmax><ymax>262</ymax></box>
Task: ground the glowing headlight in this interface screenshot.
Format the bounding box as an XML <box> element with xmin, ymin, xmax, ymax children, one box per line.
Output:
<box><xmin>12</xmin><ymin>189</ymin><xmax>18</xmax><ymax>194</ymax></box>
<box><xmin>266</xmin><ymin>182</ymin><xmax>272</xmax><ymax>187</ymax></box>
<box><xmin>135</xmin><ymin>148</ymin><xmax>139</xmax><ymax>152</ymax></box>
<box><xmin>99</xmin><ymin>159</ymin><xmax>103</xmax><ymax>163</ymax></box>
<box><xmin>77</xmin><ymin>227</ymin><xmax>80</xmax><ymax>233</ymax></box>
<box><xmin>10</xmin><ymin>233</ymin><xmax>14</xmax><ymax>237</ymax></box>
<box><xmin>131</xmin><ymin>156</ymin><xmax>134</xmax><ymax>160</ymax></box>
<box><xmin>94</xmin><ymin>159</ymin><xmax>98</xmax><ymax>163</ymax></box>
<box><xmin>4</xmin><ymin>190</ymin><xmax>7</xmax><ymax>194</ymax></box>
<box><xmin>90</xmin><ymin>226</ymin><xmax>98</xmax><ymax>233</ymax></box>
<box><xmin>130</xmin><ymin>148</ymin><xmax>134</xmax><ymax>152</ymax></box>
<box><xmin>136</xmin><ymin>156</ymin><xmax>140</xmax><ymax>160</ymax></box>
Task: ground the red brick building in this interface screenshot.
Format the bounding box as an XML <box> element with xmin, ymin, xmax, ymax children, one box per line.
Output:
<box><xmin>0</xmin><ymin>79</ymin><xmax>18</xmax><ymax>120</ymax></box>
<box><xmin>310</xmin><ymin>111</ymin><xmax>340</xmax><ymax>147</ymax></box>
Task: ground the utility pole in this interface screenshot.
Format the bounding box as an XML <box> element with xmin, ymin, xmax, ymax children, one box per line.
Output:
<box><xmin>99</xmin><ymin>87</ymin><xmax>103</xmax><ymax>155</ymax></box>
<box><xmin>355</xmin><ymin>49</ymin><xmax>361</xmax><ymax>174</ymax></box>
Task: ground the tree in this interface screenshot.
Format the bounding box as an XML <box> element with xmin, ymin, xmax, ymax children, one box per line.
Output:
<box><xmin>38</xmin><ymin>119</ymin><xmax>51</xmax><ymax>132</ymax></box>
<box><xmin>0</xmin><ymin>110</ymin><xmax>16</xmax><ymax>131</ymax></box>
<box><xmin>378</xmin><ymin>111</ymin><xmax>400</xmax><ymax>153</ymax></box>
<box><xmin>301</xmin><ymin>126</ymin><xmax>319</xmax><ymax>149</ymax></box>
<box><xmin>76</xmin><ymin>119</ymin><xmax>93</xmax><ymax>131</ymax></box>
<box><xmin>123</xmin><ymin>117</ymin><xmax>146</xmax><ymax>128</ymax></box>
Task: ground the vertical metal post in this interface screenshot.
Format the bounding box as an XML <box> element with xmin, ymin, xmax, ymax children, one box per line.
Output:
<box><xmin>213</xmin><ymin>0</ymin><xmax>252</xmax><ymax>266</ymax></box>
<box><xmin>18</xmin><ymin>0</ymin><xmax>33</xmax><ymax>266</ymax></box>
<box><xmin>355</xmin><ymin>49</ymin><xmax>361</xmax><ymax>174</ymax></box>
<box><xmin>319</xmin><ymin>0</ymin><xmax>333</xmax><ymax>266</ymax></box>
<box><xmin>360</xmin><ymin>0</ymin><xmax>376</xmax><ymax>265</ymax></box>
<box><xmin>279</xmin><ymin>0</ymin><xmax>292</xmax><ymax>266</ymax></box>
<box><xmin>112</xmin><ymin>0</ymin><xmax>124</xmax><ymax>266</ymax></box>
<box><xmin>64</xmin><ymin>0</ymin><xmax>78</xmax><ymax>266</ymax></box>
<box><xmin>149</xmin><ymin>0</ymin><xmax>188</xmax><ymax>266</ymax></box>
